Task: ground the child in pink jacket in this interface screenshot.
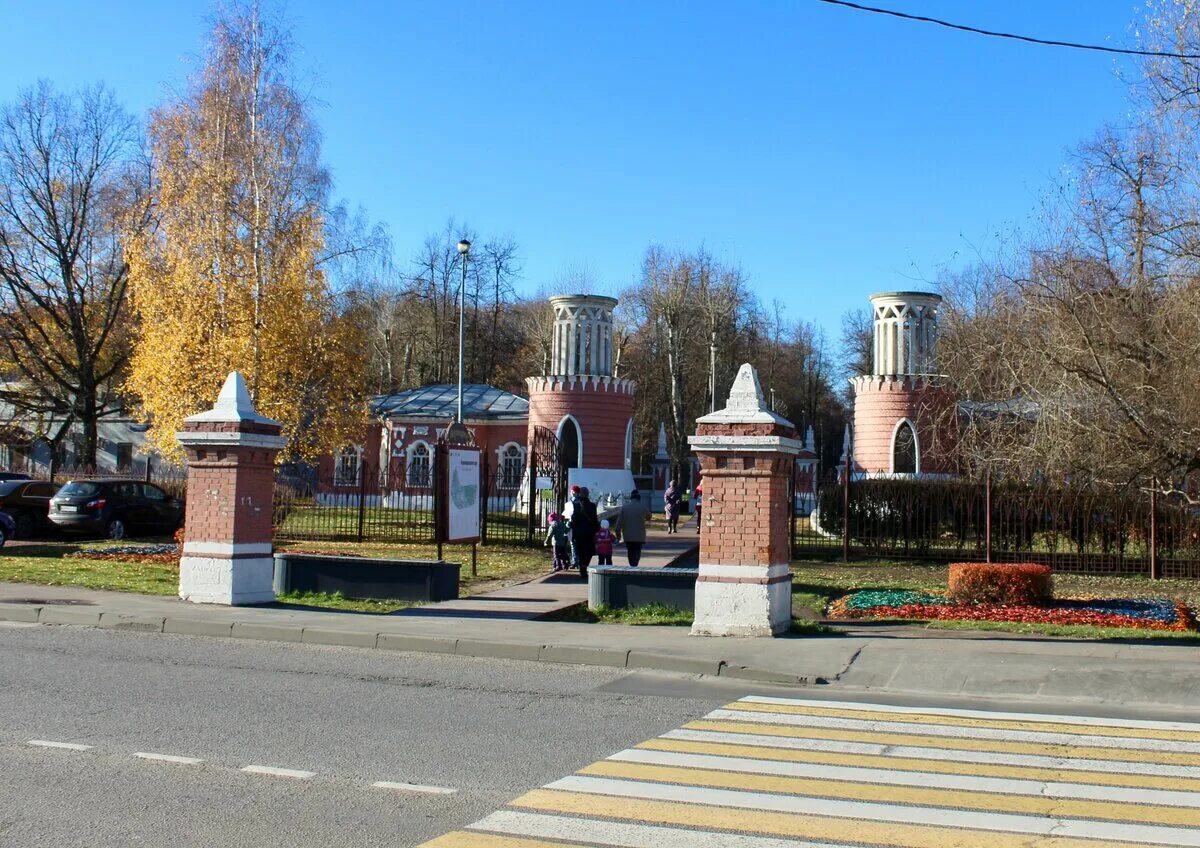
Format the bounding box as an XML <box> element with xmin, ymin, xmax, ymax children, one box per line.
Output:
<box><xmin>594</xmin><ymin>519</ymin><xmax>616</xmax><ymax>566</ymax></box>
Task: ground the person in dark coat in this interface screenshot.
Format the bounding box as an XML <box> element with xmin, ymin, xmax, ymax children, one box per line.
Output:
<box><xmin>664</xmin><ymin>481</ymin><xmax>681</xmax><ymax>533</ymax></box>
<box><xmin>569</xmin><ymin>486</ymin><xmax>597</xmax><ymax>578</ymax></box>
<box><xmin>619</xmin><ymin>489</ymin><xmax>650</xmax><ymax>566</ymax></box>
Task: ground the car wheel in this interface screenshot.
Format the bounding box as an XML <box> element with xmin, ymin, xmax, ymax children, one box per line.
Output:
<box><xmin>0</xmin><ymin>525</ymin><xmax>7</xmax><ymax>548</ymax></box>
<box><xmin>106</xmin><ymin>519</ymin><xmax>127</xmax><ymax>541</ymax></box>
<box><xmin>13</xmin><ymin>512</ymin><xmax>33</xmax><ymax>539</ymax></box>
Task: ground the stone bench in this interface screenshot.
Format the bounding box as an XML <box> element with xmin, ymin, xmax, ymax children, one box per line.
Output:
<box><xmin>587</xmin><ymin>565</ymin><xmax>698</xmax><ymax>611</ymax></box>
<box><xmin>273</xmin><ymin>552</ymin><xmax>460</xmax><ymax>602</ymax></box>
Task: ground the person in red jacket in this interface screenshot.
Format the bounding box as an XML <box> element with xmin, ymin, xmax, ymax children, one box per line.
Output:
<box><xmin>594</xmin><ymin>519</ymin><xmax>616</xmax><ymax>566</ymax></box>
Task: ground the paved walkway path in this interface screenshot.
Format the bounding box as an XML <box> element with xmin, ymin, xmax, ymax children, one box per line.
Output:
<box><xmin>399</xmin><ymin>528</ymin><xmax>699</xmax><ymax>621</ymax></box>
<box><xmin>419</xmin><ymin>694</ymin><xmax>1200</xmax><ymax>848</ymax></box>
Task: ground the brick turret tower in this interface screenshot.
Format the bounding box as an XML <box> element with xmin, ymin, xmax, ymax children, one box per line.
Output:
<box><xmin>527</xmin><ymin>294</ymin><xmax>635</xmax><ymax>498</ymax></box>
<box><xmin>850</xmin><ymin>291</ymin><xmax>956</xmax><ymax>477</ymax></box>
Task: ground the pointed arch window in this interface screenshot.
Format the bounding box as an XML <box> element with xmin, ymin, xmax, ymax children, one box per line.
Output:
<box><xmin>892</xmin><ymin>421</ymin><xmax>918</xmax><ymax>475</ymax></box>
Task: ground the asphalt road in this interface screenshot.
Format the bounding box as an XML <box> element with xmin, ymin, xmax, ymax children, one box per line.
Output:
<box><xmin>0</xmin><ymin>621</ymin><xmax>753</xmax><ymax>847</ymax></box>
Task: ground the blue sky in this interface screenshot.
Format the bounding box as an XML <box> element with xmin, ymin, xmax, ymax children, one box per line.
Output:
<box><xmin>1</xmin><ymin>1</ymin><xmax>1146</xmax><ymax>339</ymax></box>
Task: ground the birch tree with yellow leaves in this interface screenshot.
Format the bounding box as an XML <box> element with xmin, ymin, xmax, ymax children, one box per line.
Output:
<box><xmin>126</xmin><ymin>2</ymin><xmax>365</xmax><ymax>461</ymax></box>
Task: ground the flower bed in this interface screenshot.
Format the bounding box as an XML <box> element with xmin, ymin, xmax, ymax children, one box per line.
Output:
<box><xmin>66</xmin><ymin>543</ymin><xmax>181</xmax><ymax>565</ymax></box>
<box><xmin>827</xmin><ymin>589</ymin><xmax>1196</xmax><ymax>632</ymax></box>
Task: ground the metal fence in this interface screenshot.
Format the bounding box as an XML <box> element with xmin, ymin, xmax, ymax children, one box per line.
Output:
<box><xmin>272</xmin><ymin>452</ymin><xmax>560</xmax><ymax>548</ymax></box>
<box><xmin>793</xmin><ymin>475</ymin><xmax>1200</xmax><ymax>578</ymax></box>
<box><xmin>12</xmin><ymin>461</ymin><xmax>189</xmax><ymax>501</ymax></box>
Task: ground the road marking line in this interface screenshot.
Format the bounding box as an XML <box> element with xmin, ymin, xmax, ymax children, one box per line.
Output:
<box><xmin>645</xmin><ymin>734</ymin><xmax>1200</xmax><ymax>789</ymax></box>
<box><xmin>468</xmin><ymin>809</ymin><xmax>844</xmax><ymax>848</ymax></box>
<box><xmin>609</xmin><ymin>747</ymin><xmax>1200</xmax><ymax>807</ymax></box>
<box><xmin>372</xmin><ymin>781</ymin><xmax>457</xmax><ymax>795</ymax></box>
<box><xmin>537</xmin><ymin>777</ymin><xmax>1200</xmax><ymax>847</ymax></box>
<box><xmin>28</xmin><ymin>739</ymin><xmax>92</xmax><ymax>751</ymax></box>
<box><xmin>729</xmin><ymin>705</ymin><xmax>1200</xmax><ymax>743</ymax></box>
<box><xmin>511</xmin><ymin>788</ymin><xmax>1154</xmax><ymax>848</ymax></box>
<box><xmin>708</xmin><ymin>707</ymin><xmax>1200</xmax><ymax>753</ymax></box>
<box><xmin>134</xmin><ymin>752</ymin><xmax>204</xmax><ymax>765</ymax></box>
<box><xmin>739</xmin><ymin>696</ymin><xmax>1200</xmax><ymax>733</ymax></box>
<box><xmin>685</xmin><ymin>719</ymin><xmax>1200</xmax><ymax>766</ymax></box>
<box><xmin>241</xmin><ymin>765</ymin><xmax>315</xmax><ymax>779</ymax></box>
<box><xmin>420</xmin><ymin>832</ymin><xmax>569</xmax><ymax>847</ymax></box>
<box><xmin>725</xmin><ymin>699</ymin><xmax>1200</xmax><ymax>742</ymax></box>
<box><xmin>580</xmin><ymin>760</ymin><xmax>1200</xmax><ymax>826</ymax></box>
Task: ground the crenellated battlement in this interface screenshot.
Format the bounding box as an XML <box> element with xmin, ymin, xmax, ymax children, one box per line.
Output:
<box><xmin>525</xmin><ymin>375</ymin><xmax>636</xmax><ymax>395</ymax></box>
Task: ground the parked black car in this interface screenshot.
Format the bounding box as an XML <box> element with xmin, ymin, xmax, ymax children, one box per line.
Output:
<box><xmin>0</xmin><ymin>479</ymin><xmax>61</xmax><ymax>538</ymax></box>
<box><xmin>49</xmin><ymin>479</ymin><xmax>184</xmax><ymax>540</ymax></box>
<box><xmin>0</xmin><ymin>471</ymin><xmax>32</xmax><ymax>481</ymax></box>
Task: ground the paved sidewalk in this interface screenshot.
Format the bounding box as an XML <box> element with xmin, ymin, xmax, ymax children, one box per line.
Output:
<box><xmin>3</xmin><ymin>574</ymin><xmax>1200</xmax><ymax>709</ymax></box>
<box><xmin>401</xmin><ymin>528</ymin><xmax>698</xmax><ymax>620</ymax></box>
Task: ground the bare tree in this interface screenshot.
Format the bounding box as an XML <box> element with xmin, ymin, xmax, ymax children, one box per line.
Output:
<box><xmin>0</xmin><ymin>82</ymin><xmax>151</xmax><ymax>465</ymax></box>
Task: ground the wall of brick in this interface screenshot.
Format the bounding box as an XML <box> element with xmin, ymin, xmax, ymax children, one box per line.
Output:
<box><xmin>182</xmin><ymin>447</ymin><xmax>277</xmax><ymax>545</ymax></box>
<box><xmin>696</xmin><ymin>452</ymin><xmax>792</xmax><ymax>567</ymax></box>
<box><xmin>527</xmin><ymin>381</ymin><xmax>634</xmax><ymax>470</ymax></box>
<box><xmin>850</xmin><ymin>376</ymin><xmax>957</xmax><ymax>475</ymax></box>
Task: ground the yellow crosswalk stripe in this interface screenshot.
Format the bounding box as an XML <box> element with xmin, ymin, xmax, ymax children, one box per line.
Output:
<box><xmin>687</xmin><ymin>718</ymin><xmax>1200</xmax><ymax>765</ymax></box>
<box><xmin>420</xmin><ymin>832</ymin><xmax>573</xmax><ymax>848</ymax></box>
<box><xmin>579</xmin><ymin>759</ymin><xmax>1200</xmax><ymax>826</ymax></box>
<box><xmin>638</xmin><ymin>736</ymin><xmax>1200</xmax><ymax>791</ymax></box>
<box><xmin>724</xmin><ymin>700</ymin><xmax>1200</xmax><ymax>742</ymax></box>
<box><xmin>510</xmin><ymin>788</ymin><xmax>1155</xmax><ymax>848</ymax></box>
<box><xmin>418</xmin><ymin>697</ymin><xmax>1200</xmax><ymax>848</ymax></box>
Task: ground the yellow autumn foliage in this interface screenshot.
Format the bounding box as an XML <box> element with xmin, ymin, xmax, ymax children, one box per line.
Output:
<box><xmin>124</xmin><ymin>4</ymin><xmax>365</xmax><ymax>462</ymax></box>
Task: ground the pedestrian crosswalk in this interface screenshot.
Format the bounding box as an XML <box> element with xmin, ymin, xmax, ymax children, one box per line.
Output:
<box><xmin>419</xmin><ymin>695</ymin><xmax>1200</xmax><ymax>847</ymax></box>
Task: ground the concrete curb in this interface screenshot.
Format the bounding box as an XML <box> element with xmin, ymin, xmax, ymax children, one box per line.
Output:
<box><xmin>0</xmin><ymin>602</ymin><xmax>819</xmax><ymax>686</ymax></box>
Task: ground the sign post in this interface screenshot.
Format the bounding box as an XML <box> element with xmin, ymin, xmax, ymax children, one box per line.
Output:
<box><xmin>437</xmin><ymin>442</ymin><xmax>482</xmax><ymax>574</ymax></box>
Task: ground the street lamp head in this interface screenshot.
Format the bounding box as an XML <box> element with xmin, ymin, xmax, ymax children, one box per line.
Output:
<box><xmin>457</xmin><ymin>239</ymin><xmax>471</xmax><ymax>255</ymax></box>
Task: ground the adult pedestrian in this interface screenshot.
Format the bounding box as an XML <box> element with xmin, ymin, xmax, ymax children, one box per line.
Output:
<box><xmin>619</xmin><ymin>489</ymin><xmax>650</xmax><ymax>566</ymax></box>
<box><xmin>570</xmin><ymin>486</ymin><xmax>598</xmax><ymax>579</ymax></box>
<box><xmin>664</xmin><ymin>480</ymin><xmax>680</xmax><ymax>534</ymax></box>
<box><xmin>693</xmin><ymin>484</ymin><xmax>703</xmax><ymax>534</ymax></box>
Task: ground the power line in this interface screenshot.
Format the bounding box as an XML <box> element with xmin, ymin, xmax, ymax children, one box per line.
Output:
<box><xmin>815</xmin><ymin>0</ymin><xmax>1200</xmax><ymax>60</ymax></box>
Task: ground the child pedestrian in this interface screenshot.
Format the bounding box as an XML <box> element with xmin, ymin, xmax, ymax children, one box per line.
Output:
<box><xmin>594</xmin><ymin>519</ymin><xmax>616</xmax><ymax>566</ymax></box>
<box><xmin>544</xmin><ymin>512</ymin><xmax>571</xmax><ymax>572</ymax></box>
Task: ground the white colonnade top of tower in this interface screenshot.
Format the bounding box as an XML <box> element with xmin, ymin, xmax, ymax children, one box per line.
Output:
<box><xmin>548</xmin><ymin>294</ymin><xmax>618</xmax><ymax>378</ymax></box>
<box><xmin>869</xmin><ymin>290</ymin><xmax>942</xmax><ymax>378</ymax></box>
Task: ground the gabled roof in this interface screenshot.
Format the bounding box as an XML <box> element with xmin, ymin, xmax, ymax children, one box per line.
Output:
<box><xmin>370</xmin><ymin>384</ymin><xmax>529</xmax><ymax>421</ymax></box>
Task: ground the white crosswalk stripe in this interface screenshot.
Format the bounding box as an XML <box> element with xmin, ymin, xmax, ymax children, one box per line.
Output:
<box><xmin>418</xmin><ymin>695</ymin><xmax>1200</xmax><ymax>848</ymax></box>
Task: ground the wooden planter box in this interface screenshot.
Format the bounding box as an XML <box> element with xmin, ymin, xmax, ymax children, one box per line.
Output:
<box><xmin>587</xmin><ymin>565</ymin><xmax>698</xmax><ymax>611</ymax></box>
<box><xmin>273</xmin><ymin>552</ymin><xmax>459</xmax><ymax>602</ymax></box>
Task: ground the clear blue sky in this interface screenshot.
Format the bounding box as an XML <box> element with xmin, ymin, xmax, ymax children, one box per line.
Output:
<box><xmin>1</xmin><ymin>1</ymin><xmax>1145</xmax><ymax>339</ymax></box>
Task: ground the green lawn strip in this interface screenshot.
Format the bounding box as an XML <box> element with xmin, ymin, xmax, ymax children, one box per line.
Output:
<box><xmin>921</xmin><ymin>619</ymin><xmax>1200</xmax><ymax>641</ymax></box>
<box><xmin>274</xmin><ymin>590</ymin><xmax>419</xmax><ymax>614</ymax></box>
<box><xmin>548</xmin><ymin>601</ymin><xmax>833</xmax><ymax>633</ymax></box>
<box><xmin>0</xmin><ymin>554</ymin><xmax>178</xmax><ymax>595</ymax></box>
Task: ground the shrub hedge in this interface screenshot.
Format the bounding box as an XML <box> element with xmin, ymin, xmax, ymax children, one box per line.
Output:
<box><xmin>948</xmin><ymin>562</ymin><xmax>1053</xmax><ymax>606</ymax></box>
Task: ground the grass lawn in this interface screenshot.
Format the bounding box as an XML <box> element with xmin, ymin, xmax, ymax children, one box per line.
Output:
<box><xmin>548</xmin><ymin>601</ymin><xmax>831</xmax><ymax>634</ymax></box>
<box><xmin>793</xmin><ymin>558</ymin><xmax>1200</xmax><ymax>639</ymax></box>
<box><xmin>0</xmin><ymin>535</ymin><xmax>548</xmax><ymax>613</ymax></box>
<box><xmin>0</xmin><ymin>542</ymin><xmax>179</xmax><ymax>596</ymax></box>
<box><xmin>275</xmin><ymin>590</ymin><xmax>420</xmax><ymax>614</ymax></box>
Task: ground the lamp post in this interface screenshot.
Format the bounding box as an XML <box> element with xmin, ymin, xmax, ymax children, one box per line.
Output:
<box><xmin>456</xmin><ymin>239</ymin><xmax>471</xmax><ymax>423</ymax></box>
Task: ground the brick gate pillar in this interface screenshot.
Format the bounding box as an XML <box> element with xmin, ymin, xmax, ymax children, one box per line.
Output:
<box><xmin>176</xmin><ymin>372</ymin><xmax>286</xmax><ymax>605</ymax></box>
<box><xmin>687</xmin><ymin>364</ymin><xmax>801</xmax><ymax>636</ymax></box>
